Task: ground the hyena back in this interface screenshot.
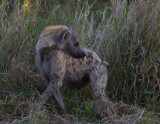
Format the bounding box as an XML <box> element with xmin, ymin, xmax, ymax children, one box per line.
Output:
<box><xmin>35</xmin><ymin>25</ymin><xmax>109</xmax><ymax>116</ymax></box>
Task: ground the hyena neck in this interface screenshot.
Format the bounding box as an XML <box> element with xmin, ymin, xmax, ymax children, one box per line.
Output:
<box><xmin>39</xmin><ymin>46</ymin><xmax>60</xmax><ymax>57</ymax></box>
<box><xmin>39</xmin><ymin>47</ymin><xmax>62</xmax><ymax>64</ymax></box>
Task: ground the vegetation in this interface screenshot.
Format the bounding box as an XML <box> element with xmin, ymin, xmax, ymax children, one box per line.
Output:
<box><xmin>0</xmin><ymin>0</ymin><xmax>159</xmax><ymax>123</ymax></box>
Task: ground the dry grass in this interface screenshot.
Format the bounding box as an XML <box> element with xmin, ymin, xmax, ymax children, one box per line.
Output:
<box><xmin>0</xmin><ymin>0</ymin><xmax>160</xmax><ymax>123</ymax></box>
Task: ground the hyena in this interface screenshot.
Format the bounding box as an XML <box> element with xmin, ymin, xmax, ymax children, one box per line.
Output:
<box><xmin>35</xmin><ymin>25</ymin><xmax>109</xmax><ymax>116</ymax></box>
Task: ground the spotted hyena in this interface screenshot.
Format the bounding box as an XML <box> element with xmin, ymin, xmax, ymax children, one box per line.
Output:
<box><xmin>35</xmin><ymin>25</ymin><xmax>109</xmax><ymax>116</ymax></box>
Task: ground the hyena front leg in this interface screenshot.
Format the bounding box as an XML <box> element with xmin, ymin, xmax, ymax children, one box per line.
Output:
<box><xmin>38</xmin><ymin>59</ymin><xmax>66</xmax><ymax>116</ymax></box>
<box><xmin>53</xmin><ymin>88</ymin><xmax>66</xmax><ymax>115</ymax></box>
<box><xmin>38</xmin><ymin>79</ymin><xmax>66</xmax><ymax>116</ymax></box>
<box><xmin>38</xmin><ymin>80</ymin><xmax>62</xmax><ymax>106</ymax></box>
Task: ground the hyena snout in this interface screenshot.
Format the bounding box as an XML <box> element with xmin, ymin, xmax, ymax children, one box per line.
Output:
<box><xmin>71</xmin><ymin>47</ymin><xmax>86</xmax><ymax>59</ymax></box>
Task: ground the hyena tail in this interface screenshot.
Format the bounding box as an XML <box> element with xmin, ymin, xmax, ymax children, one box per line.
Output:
<box><xmin>102</xmin><ymin>61</ymin><xmax>109</xmax><ymax>67</ymax></box>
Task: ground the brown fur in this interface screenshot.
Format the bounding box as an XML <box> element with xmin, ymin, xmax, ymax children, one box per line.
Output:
<box><xmin>35</xmin><ymin>25</ymin><xmax>109</xmax><ymax>116</ymax></box>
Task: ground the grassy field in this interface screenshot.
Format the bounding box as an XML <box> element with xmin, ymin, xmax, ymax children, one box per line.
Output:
<box><xmin>0</xmin><ymin>0</ymin><xmax>160</xmax><ymax>123</ymax></box>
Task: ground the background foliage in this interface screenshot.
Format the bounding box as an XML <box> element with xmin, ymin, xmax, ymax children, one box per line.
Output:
<box><xmin>0</xmin><ymin>0</ymin><xmax>159</xmax><ymax>123</ymax></box>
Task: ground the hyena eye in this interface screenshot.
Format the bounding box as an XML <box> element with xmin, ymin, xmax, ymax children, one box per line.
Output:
<box><xmin>74</xmin><ymin>42</ymin><xmax>79</xmax><ymax>47</ymax></box>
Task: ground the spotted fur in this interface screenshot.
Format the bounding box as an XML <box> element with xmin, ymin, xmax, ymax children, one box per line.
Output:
<box><xmin>35</xmin><ymin>25</ymin><xmax>109</xmax><ymax>116</ymax></box>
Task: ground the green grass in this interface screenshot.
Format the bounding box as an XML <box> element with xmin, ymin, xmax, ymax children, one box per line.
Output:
<box><xmin>0</xmin><ymin>0</ymin><xmax>160</xmax><ymax>123</ymax></box>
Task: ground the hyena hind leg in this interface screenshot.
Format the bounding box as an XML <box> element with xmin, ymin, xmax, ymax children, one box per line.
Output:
<box><xmin>90</xmin><ymin>65</ymin><xmax>109</xmax><ymax>102</ymax></box>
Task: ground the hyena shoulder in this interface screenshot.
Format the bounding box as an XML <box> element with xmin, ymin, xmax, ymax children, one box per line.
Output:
<box><xmin>36</xmin><ymin>26</ymin><xmax>69</xmax><ymax>52</ymax></box>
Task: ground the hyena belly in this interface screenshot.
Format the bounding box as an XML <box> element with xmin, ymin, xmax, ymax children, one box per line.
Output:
<box><xmin>64</xmin><ymin>56</ymin><xmax>91</xmax><ymax>89</ymax></box>
<box><xmin>64</xmin><ymin>72</ymin><xmax>90</xmax><ymax>89</ymax></box>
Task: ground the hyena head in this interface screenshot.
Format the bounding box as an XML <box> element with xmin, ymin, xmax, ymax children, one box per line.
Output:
<box><xmin>55</xmin><ymin>29</ymin><xmax>86</xmax><ymax>59</ymax></box>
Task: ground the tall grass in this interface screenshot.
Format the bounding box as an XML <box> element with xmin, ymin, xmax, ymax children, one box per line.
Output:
<box><xmin>0</xmin><ymin>0</ymin><xmax>159</xmax><ymax>123</ymax></box>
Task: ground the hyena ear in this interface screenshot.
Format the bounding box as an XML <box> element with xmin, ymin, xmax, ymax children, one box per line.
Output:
<box><xmin>67</xmin><ymin>25</ymin><xmax>75</xmax><ymax>29</ymax></box>
<box><xmin>59</xmin><ymin>29</ymin><xmax>70</xmax><ymax>43</ymax></box>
